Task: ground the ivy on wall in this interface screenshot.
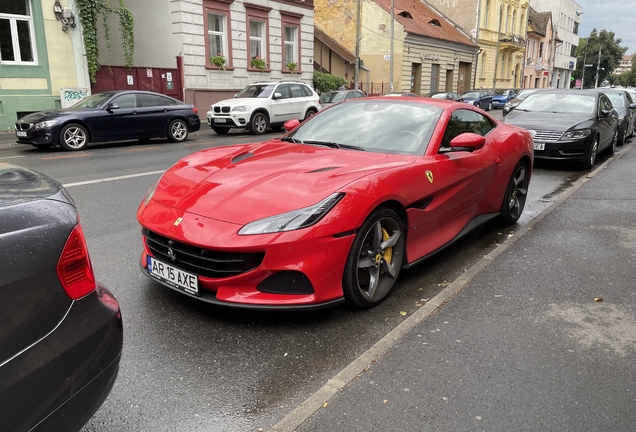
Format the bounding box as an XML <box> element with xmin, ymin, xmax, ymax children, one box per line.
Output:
<box><xmin>76</xmin><ymin>0</ymin><xmax>135</xmax><ymax>82</ymax></box>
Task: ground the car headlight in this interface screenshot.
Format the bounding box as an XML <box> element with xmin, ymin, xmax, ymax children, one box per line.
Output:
<box><xmin>143</xmin><ymin>177</ymin><xmax>161</xmax><ymax>206</ymax></box>
<box><xmin>560</xmin><ymin>129</ymin><xmax>592</xmax><ymax>140</ymax></box>
<box><xmin>232</xmin><ymin>106</ymin><xmax>252</xmax><ymax>112</ymax></box>
<box><xmin>238</xmin><ymin>193</ymin><xmax>344</xmax><ymax>235</ymax></box>
<box><xmin>34</xmin><ymin>120</ymin><xmax>59</xmax><ymax>130</ymax></box>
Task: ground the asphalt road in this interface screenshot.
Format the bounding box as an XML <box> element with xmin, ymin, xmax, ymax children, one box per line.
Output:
<box><xmin>0</xmin><ymin>109</ymin><xmax>628</xmax><ymax>431</ymax></box>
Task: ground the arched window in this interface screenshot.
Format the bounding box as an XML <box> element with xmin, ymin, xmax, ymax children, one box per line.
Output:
<box><xmin>512</xmin><ymin>10</ymin><xmax>516</xmax><ymax>35</ymax></box>
<box><xmin>484</xmin><ymin>0</ymin><xmax>490</xmax><ymax>28</ymax></box>
<box><xmin>505</xmin><ymin>5</ymin><xmax>511</xmax><ymax>33</ymax></box>
<box><xmin>519</xmin><ymin>13</ymin><xmax>525</xmax><ymax>34</ymax></box>
<box><xmin>481</xmin><ymin>52</ymin><xmax>487</xmax><ymax>78</ymax></box>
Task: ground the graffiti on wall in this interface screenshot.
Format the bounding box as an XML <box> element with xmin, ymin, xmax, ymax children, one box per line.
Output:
<box><xmin>60</xmin><ymin>88</ymin><xmax>91</xmax><ymax>108</ymax></box>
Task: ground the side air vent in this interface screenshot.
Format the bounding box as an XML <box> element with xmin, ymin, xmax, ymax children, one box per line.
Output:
<box><xmin>306</xmin><ymin>166</ymin><xmax>340</xmax><ymax>173</ymax></box>
<box><xmin>231</xmin><ymin>152</ymin><xmax>255</xmax><ymax>164</ymax></box>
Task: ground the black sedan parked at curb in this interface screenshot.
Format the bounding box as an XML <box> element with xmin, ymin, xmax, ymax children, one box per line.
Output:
<box><xmin>0</xmin><ymin>164</ymin><xmax>123</xmax><ymax>431</ymax></box>
<box><xmin>504</xmin><ymin>89</ymin><xmax>619</xmax><ymax>169</ymax></box>
<box><xmin>15</xmin><ymin>90</ymin><xmax>201</xmax><ymax>151</ymax></box>
<box><xmin>588</xmin><ymin>88</ymin><xmax>636</xmax><ymax>145</ymax></box>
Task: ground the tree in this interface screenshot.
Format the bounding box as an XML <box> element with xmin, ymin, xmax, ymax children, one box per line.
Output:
<box><xmin>573</xmin><ymin>29</ymin><xmax>627</xmax><ymax>88</ymax></box>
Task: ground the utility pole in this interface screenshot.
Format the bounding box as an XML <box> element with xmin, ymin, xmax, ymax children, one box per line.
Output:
<box><xmin>354</xmin><ymin>0</ymin><xmax>361</xmax><ymax>90</ymax></box>
<box><xmin>491</xmin><ymin>4</ymin><xmax>503</xmax><ymax>91</ymax></box>
<box><xmin>594</xmin><ymin>40</ymin><xmax>605</xmax><ymax>88</ymax></box>
<box><xmin>389</xmin><ymin>0</ymin><xmax>394</xmax><ymax>91</ymax></box>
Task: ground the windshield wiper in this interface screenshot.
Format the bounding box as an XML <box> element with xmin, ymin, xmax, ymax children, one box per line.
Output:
<box><xmin>303</xmin><ymin>140</ymin><xmax>366</xmax><ymax>151</ymax></box>
<box><xmin>281</xmin><ymin>136</ymin><xmax>304</xmax><ymax>144</ymax></box>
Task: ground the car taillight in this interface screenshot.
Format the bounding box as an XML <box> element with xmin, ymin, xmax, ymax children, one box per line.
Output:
<box><xmin>192</xmin><ymin>107</ymin><xmax>198</xmax><ymax>115</ymax></box>
<box><xmin>57</xmin><ymin>223</ymin><xmax>96</xmax><ymax>300</ymax></box>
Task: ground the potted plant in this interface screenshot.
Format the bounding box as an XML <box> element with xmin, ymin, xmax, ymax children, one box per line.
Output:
<box><xmin>251</xmin><ymin>56</ymin><xmax>267</xmax><ymax>72</ymax></box>
<box><xmin>211</xmin><ymin>53</ymin><xmax>227</xmax><ymax>70</ymax></box>
<box><xmin>286</xmin><ymin>61</ymin><xmax>298</xmax><ymax>74</ymax></box>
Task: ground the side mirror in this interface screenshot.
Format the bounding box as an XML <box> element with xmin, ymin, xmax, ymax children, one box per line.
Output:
<box><xmin>600</xmin><ymin>109</ymin><xmax>611</xmax><ymax>118</ymax></box>
<box><xmin>273</xmin><ymin>92</ymin><xmax>282</xmax><ymax>100</ymax></box>
<box><xmin>107</xmin><ymin>103</ymin><xmax>119</xmax><ymax>111</ymax></box>
<box><xmin>448</xmin><ymin>133</ymin><xmax>486</xmax><ymax>151</ymax></box>
<box><xmin>629</xmin><ymin>103</ymin><xmax>636</xmax><ymax>109</ymax></box>
<box><xmin>284</xmin><ymin>119</ymin><xmax>300</xmax><ymax>132</ymax></box>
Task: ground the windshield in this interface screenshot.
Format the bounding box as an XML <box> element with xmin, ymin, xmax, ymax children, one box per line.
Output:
<box><xmin>516</xmin><ymin>89</ymin><xmax>537</xmax><ymax>101</ymax></box>
<box><xmin>516</xmin><ymin>93</ymin><xmax>596</xmax><ymax>114</ymax></box>
<box><xmin>492</xmin><ymin>90</ymin><xmax>510</xmax><ymax>96</ymax></box>
<box><xmin>320</xmin><ymin>92</ymin><xmax>345</xmax><ymax>104</ymax></box>
<box><xmin>71</xmin><ymin>93</ymin><xmax>114</xmax><ymax>109</ymax></box>
<box><xmin>430</xmin><ymin>93</ymin><xmax>448</xmax><ymax>99</ymax></box>
<box><xmin>285</xmin><ymin>100</ymin><xmax>442</xmax><ymax>155</ymax></box>
<box><xmin>235</xmin><ymin>84</ymin><xmax>275</xmax><ymax>98</ymax></box>
<box><xmin>604</xmin><ymin>92</ymin><xmax>625</xmax><ymax>108</ymax></box>
<box><xmin>461</xmin><ymin>91</ymin><xmax>480</xmax><ymax>99</ymax></box>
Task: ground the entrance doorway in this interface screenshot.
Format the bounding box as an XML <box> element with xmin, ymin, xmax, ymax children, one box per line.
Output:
<box><xmin>411</xmin><ymin>63</ymin><xmax>422</xmax><ymax>95</ymax></box>
<box><xmin>457</xmin><ymin>62</ymin><xmax>471</xmax><ymax>93</ymax></box>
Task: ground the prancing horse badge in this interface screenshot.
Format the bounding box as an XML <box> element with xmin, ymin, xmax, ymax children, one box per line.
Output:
<box><xmin>425</xmin><ymin>170</ymin><xmax>434</xmax><ymax>184</ymax></box>
<box><xmin>174</xmin><ymin>217</ymin><xmax>183</xmax><ymax>226</ymax></box>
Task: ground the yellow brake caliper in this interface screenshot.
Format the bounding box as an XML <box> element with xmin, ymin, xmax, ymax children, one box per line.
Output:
<box><xmin>380</xmin><ymin>228</ymin><xmax>392</xmax><ymax>273</ymax></box>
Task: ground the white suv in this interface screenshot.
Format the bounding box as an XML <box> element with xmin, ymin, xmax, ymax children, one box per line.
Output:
<box><xmin>207</xmin><ymin>81</ymin><xmax>320</xmax><ymax>135</ymax></box>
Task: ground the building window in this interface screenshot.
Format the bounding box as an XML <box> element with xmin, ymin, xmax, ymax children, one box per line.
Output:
<box><xmin>431</xmin><ymin>64</ymin><xmax>439</xmax><ymax>92</ymax></box>
<box><xmin>519</xmin><ymin>14</ymin><xmax>525</xmax><ymax>34</ymax></box>
<box><xmin>480</xmin><ymin>52</ymin><xmax>487</xmax><ymax>78</ymax></box>
<box><xmin>511</xmin><ymin>10</ymin><xmax>516</xmax><ymax>35</ymax></box>
<box><xmin>250</xmin><ymin>21</ymin><xmax>265</xmax><ymax>59</ymax></box>
<box><xmin>0</xmin><ymin>0</ymin><xmax>36</xmax><ymax>64</ymax></box>
<box><xmin>505</xmin><ymin>6</ymin><xmax>511</xmax><ymax>33</ymax></box>
<box><xmin>573</xmin><ymin>21</ymin><xmax>579</xmax><ymax>35</ymax></box>
<box><xmin>484</xmin><ymin>0</ymin><xmax>490</xmax><ymax>28</ymax></box>
<box><xmin>246</xmin><ymin>5</ymin><xmax>271</xmax><ymax>71</ymax></box>
<box><xmin>284</xmin><ymin>26</ymin><xmax>298</xmax><ymax>65</ymax></box>
<box><xmin>539</xmin><ymin>42</ymin><xmax>544</xmax><ymax>58</ymax></box>
<box><xmin>204</xmin><ymin>1</ymin><xmax>233</xmax><ymax>69</ymax></box>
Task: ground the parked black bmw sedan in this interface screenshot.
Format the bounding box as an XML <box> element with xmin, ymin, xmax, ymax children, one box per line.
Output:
<box><xmin>15</xmin><ymin>90</ymin><xmax>201</xmax><ymax>151</ymax></box>
<box><xmin>0</xmin><ymin>164</ymin><xmax>123</xmax><ymax>431</ymax></box>
<box><xmin>504</xmin><ymin>89</ymin><xmax>619</xmax><ymax>169</ymax></box>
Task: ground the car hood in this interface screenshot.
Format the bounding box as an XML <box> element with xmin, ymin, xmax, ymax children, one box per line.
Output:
<box><xmin>491</xmin><ymin>95</ymin><xmax>509</xmax><ymax>101</ymax></box>
<box><xmin>504</xmin><ymin>110</ymin><xmax>595</xmax><ymax>131</ymax></box>
<box><xmin>210</xmin><ymin>98</ymin><xmax>269</xmax><ymax>108</ymax></box>
<box><xmin>18</xmin><ymin>109</ymin><xmax>77</xmax><ymax>123</ymax></box>
<box><xmin>148</xmin><ymin>140</ymin><xmax>415</xmax><ymax>225</ymax></box>
<box><xmin>0</xmin><ymin>164</ymin><xmax>73</xmax><ymax>208</ymax></box>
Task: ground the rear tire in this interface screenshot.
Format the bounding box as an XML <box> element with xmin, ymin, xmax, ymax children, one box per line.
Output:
<box><xmin>168</xmin><ymin>119</ymin><xmax>189</xmax><ymax>142</ymax></box>
<box><xmin>618</xmin><ymin>123</ymin><xmax>627</xmax><ymax>146</ymax></box>
<box><xmin>603</xmin><ymin>130</ymin><xmax>617</xmax><ymax>155</ymax></box>
<box><xmin>487</xmin><ymin>102</ymin><xmax>492</xmax><ymax>111</ymax></box>
<box><xmin>500</xmin><ymin>160</ymin><xmax>529</xmax><ymax>225</ymax></box>
<box><xmin>304</xmin><ymin>108</ymin><xmax>318</xmax><ymax>120</ymax></box>
<box><xmin>59</xmin><ymin>123</ymin><xmax>89</xmax><ymax>151</ymax></box>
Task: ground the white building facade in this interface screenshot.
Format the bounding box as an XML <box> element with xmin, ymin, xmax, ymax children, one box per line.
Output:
<box><xmin>529</xmin><ymin>0</ymin><xmax>582</xmax><ymax>88</ymax></box>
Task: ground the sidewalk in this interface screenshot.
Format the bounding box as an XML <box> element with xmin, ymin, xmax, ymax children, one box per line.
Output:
<box><xmin>274</xmin><ymin>143</ymin><xmax>636</xmax><ymax>431</ymax></box>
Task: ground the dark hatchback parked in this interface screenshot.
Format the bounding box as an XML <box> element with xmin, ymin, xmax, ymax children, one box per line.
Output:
<box><xmin>0</xmin><ymin>165</ymin><xmax>123</xmax><ymax>431</ymax></box>
<box><xmin>504</xmin><ymin>89</ymin><xmax>619</xmax><ymax>169</ymax></box>
<box><xmin>15</xmin><ymin>90</ymin><xmax>201</xmax><ymax>151</ymax></box>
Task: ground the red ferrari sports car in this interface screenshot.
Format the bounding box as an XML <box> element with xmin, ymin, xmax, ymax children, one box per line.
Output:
<box><xmin>137</xmin><ymin>97</ymin><xmax>533</xmax><ymax>310</ymax></box>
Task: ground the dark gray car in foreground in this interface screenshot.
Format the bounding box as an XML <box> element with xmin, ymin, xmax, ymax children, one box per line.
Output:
<box><xmin>0</xmin><ymin>165</ymin><xmax>123</xmax><ymax>431</ymax></box>
<box><xmin>504</xmin><ymin>89</ymin><xmax>619</xmax><ymax>169</ymax></box>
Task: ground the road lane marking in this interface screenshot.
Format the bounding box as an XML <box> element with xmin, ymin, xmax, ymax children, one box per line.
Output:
<box><xmin>42</xmin><ymin>154</ymin><xmax>91</xmax><ymax>160</ymax></box>
<box><xmin>126</xmin><ymin>146</ymin><xmax>161</xmax><ymax>152</ymax></box>
<box><xmin>63</xmin><ymin>170</ymin><xmax>165</xmax><ymax>188</ymax></box>
<box><xmin>0</xmin><ymin>155</ymin><xmax>24</xmax><ymax>160</ymax></box>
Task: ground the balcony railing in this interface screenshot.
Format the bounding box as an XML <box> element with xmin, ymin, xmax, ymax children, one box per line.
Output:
<box><xmin>499</xmin><ymin>34</ymin><xmax>525</xmax><ymax>47</ymax></box>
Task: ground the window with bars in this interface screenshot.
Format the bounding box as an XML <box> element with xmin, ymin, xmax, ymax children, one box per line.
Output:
<box><xmin>0</xmin><ymin>0</ymin><xmax>36</xmax><ymax>64</ymax></box>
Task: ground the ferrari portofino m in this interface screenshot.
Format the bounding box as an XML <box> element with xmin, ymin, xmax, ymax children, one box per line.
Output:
<box><xmin>137</xmin><ymin>97</ymin><xmax>534</xmax><ymax>310</ymax></box>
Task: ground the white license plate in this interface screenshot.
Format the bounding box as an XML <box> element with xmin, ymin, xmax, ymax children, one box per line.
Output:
<box><xmin>16</xmin><ymin>131</ymin><xmax>27</xmax><ymax>137</ymax></box>
<box><xmin>147</xmin><ymin>256</ymin><xmax>198</xmax><ymax>295</ymax></box>
<box><xmin>213</xmin><ymin>118</ymin><xmax>227</xmax><ymax>123</ymax></box>
<box><xmin>533</xmin><ymin>142</ymin><xmax>545</xmax><ymax>151</ymax></box>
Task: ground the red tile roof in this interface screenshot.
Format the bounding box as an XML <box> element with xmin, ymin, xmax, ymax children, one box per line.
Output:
<box><xmin>373</xmin><ymin>0</ymin><xmax>477</xmax><ymax>48</ymax></box>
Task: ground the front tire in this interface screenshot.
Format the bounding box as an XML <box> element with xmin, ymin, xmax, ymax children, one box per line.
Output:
<box><xmin>59</xmin><ymin>123</ymin><xmax>89</xmax><ymax>151</ymax></box>
<box><xmin>500</xmin><ymin>160</ymin><xmax>529</xmax><ymax>225</ymax></box>
<box><xmin>249</xmin><ymin>112</ymin><xmax>269</xmax><ymax>135</ymax></box>
<box><xmin>582</xmin><ymin>136</ymin><xmax>599</xmax><ymax>169</ymax></box>
<box><xmin>168</xmin><ymin>119</ymin><xmax>189</xmax><ymax>142</ymax></box>
<box><xmin>343</xmin><ymin>208</ymin><xmax>405</xmax><ymax>308</ymax></box>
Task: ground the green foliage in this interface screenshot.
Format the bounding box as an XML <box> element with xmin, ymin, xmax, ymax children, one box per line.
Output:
<box><xmin>250</xmin><ymin>56</ymin><xmax>266</xmax><ymax>71</ymax></box>
<box><xmin>76</xmin><ymin>0</ymin><xmax>135</xmax><ymax>83</ymax></box>
<box><xmin>211</xmin><ymin>55</ymin><xmax>227</xmax><ymax>69</ymax></box>
<box><xmin>313</xmin><ymin>71</ymin><xmax>348</xmax><ymax>93</ymax></box>
<box><xmin>286</xmin><ymin>61</ymin><xmax>298</xmax><ymax>73</ymax></box>
<box><xmin>573</xmin><ymin>29</ymin><xmax>627</xmax><ymax>88</ymax></box>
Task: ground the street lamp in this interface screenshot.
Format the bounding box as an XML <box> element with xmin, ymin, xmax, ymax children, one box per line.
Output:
<box><xmin>594</xmin><ymin>39</ymin><xmax>607</xmax><ymax>88</ymax></box>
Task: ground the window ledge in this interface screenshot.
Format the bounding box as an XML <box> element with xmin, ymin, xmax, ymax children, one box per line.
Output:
<box><xmin>205</xmin><ymin>65</ymin><xmax>235</xmax><ymax>71</ymax></box>
<box><xmin>247</xmin><ymin>67</ymin><xmax>272</xmax><ymax>73</ymax></box>
<box><xmin>282</xmin><ymin>70</ymin><xmax>301</xmax><ymax>74</ymax></box>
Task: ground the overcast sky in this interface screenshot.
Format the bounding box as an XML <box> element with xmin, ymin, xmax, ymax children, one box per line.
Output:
<box><xmin>575</xmin><ymin>0</ymin><xmax>636</xmax><ymax>53</ymax></box>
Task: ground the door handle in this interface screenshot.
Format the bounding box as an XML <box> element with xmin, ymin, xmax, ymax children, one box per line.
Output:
<box><xmin>132</xmin><ymin>111</ymin><xmax>139</xmax><ymax>115</ymax></box>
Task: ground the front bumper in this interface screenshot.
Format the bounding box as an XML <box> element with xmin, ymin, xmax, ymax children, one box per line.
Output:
<box><xmin>533</xmin><ymin>136</ymin><xmax>593</xmax><ymax>161</ymax></box>
<box><xmin>138</xmin><ymin>203</ymin><xmax>355</xmax><ymax>310</ymax></box>
<box><xmin>206</xmin><ymin>112</ymin><xmax>250</xmax><ymax>129</ymax></box>
<box><xmin>15</xmin><ymin>126</ymin><xmax>61</xmax><ymax>146</ymax></box>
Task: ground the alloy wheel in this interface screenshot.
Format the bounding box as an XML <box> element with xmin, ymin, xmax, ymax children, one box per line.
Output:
<box><xmin>63</xmin><ymin>126</ymin><xmax>87</xmax><ymax>149</ymax></box>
